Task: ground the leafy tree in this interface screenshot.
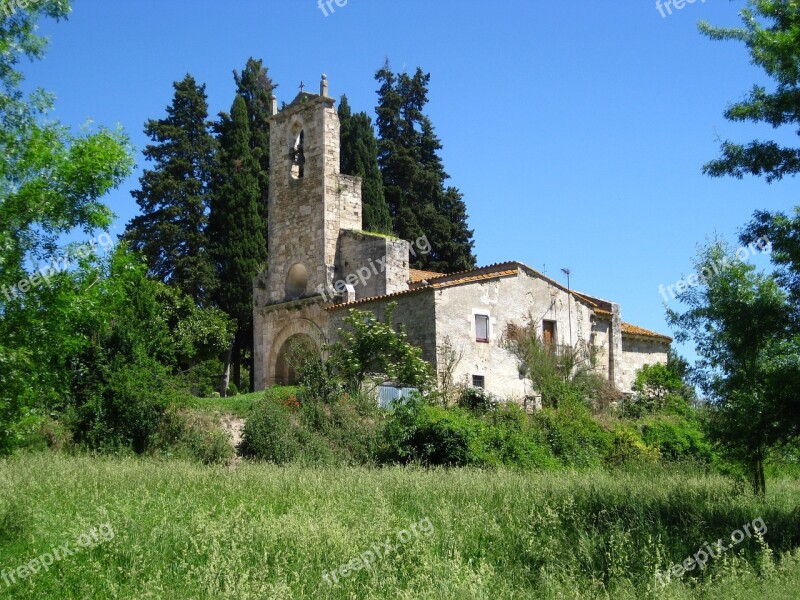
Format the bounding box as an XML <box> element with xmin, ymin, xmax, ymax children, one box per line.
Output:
<box><xmin>338</xmin><ymin>95</ymin><xmax>392</xmax><ymax>234</ymax></box>
<box><xmin>375</xmin><ymin>62</ymin><xmax>476</xmax><ymax>272</ymax></box>
<box><xmin>233</xmin><ymin>57</ymin><xmax>275</xmax><ymax>233</ymax></box>
<box><xmin>696</xmin><ymin>1</ymin><xmax>800</xmax><ymax>492</ymax></box>
<box><xmin>0</xmin><ymin>0</ymin><xmax>134</xmax><ymax>453</ymax></box>
<box><xmin>700</xmin><ymin>1</ymin><xmax>800</xmax><ymax>182</ymax></box>
<box><xmin>124</xmin><ymin>75</ymin><xmax>217</xmax><ymax>304</ymax></box>
<box><xmin>208</xmin><ymin>94</ymin><xmax>267</xmax><ymax>392</ymax></box>
<box><xmin>629</xmin><ymin>359</ymin><xmax>694</xmax><ymax>417</ymax></box>
<box><xmin>64</xmin><ymin>247</ymin><xmax>232</xmax><ymax>452</ymax></box>
<box><xmin>666</xmin><ymin>241</ymin><xmax>796</xmax><ymax>494</ymax></box>
<box><xmin>327</xmin><ymin>304</ymin><xmax>435</xmax><ymax>394</ymax></box>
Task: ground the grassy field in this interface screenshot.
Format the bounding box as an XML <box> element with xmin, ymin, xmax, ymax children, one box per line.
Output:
<box><xmin>0</xmin><ymin>454</ymin><xmax>798</xmax><ymax>598</ymax></box>
<box><xmin>175</xmin><ymin>387</ymin><xmax>300</xmax><ymax>418</ymax></box>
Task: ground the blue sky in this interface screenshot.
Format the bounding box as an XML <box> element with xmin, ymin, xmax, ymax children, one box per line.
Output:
<box><xmin>23</xmin><ymin>0</ymin><xmax>797</xmax><ymax>360</ymax></box>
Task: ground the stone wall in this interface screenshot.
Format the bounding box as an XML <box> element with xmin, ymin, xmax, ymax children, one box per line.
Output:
<box><xmin>619</xmin><ymin>335</ymin><xmax>670</xmax><ymax>393</ymax></box>
<box><xmin>264</xmin><ymin>94</ymin><xmax>362</xmax><ymax>306</ymax></box>
<box><xmin>327</xmin><ymin>290</ymin><xmax>438</xmax><ymax>366</ymax></box>
<box><xmin>432</xmin><ymin>269</ymin><xmax>600</xmax><ymax>401</ymax></box>
<box><xmin>254</xmin><ymin>297</ymin><xmax>330</xmax><ymax>389</ymax></box>
<box><xmin>336</xmin><ymin>230</ymin><xmax>410</xmax><ymax>300</ymax></box>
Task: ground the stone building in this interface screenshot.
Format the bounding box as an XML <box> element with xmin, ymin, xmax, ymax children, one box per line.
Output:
<box><xmin>253</xmin><ymin>76</ymin><xmax>671</xmax><ymax>399</ymax></box>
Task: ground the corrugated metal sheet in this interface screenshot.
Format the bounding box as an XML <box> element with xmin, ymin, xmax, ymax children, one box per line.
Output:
<box><xmin>378</xmin><ymin>385</ymin><xmax>417</xmax><ymax>409</ymax></box>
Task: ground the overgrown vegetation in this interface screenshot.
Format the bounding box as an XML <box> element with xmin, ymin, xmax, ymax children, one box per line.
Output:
<box><xmin>1</xmin><ymin>453</ymin><xmax>799</xmax><ymax>598</ymax></box>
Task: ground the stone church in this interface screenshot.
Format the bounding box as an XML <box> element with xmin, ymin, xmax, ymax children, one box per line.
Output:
<box><xmin>253</xmin><ymin>76</ymin><xmax>671</xmax><ymax>399</ymax></box>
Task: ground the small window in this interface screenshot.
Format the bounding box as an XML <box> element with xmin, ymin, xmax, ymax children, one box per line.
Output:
<box><xmin>472</xmin><ymin>375</ymin><xmax>485</xmax><ymax>389</ymax></box>
<box><xmin>475</xmin><ymin>314</ymin><xmax>489</xmax><ymax>343</ymax></box>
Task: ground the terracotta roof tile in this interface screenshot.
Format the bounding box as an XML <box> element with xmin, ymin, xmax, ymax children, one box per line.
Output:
<box><xmin>409</xmin><ymin>268</ymin><xmax>446</xmax><ymax>283</ymax></box>
<box><xmin>326</xmin><ymin>263</ymin><xmax>520</xmax><ymax>310</ymax></box>
<box><xmin>622</xmin><ymin>322</ymin><xmax>672</xmax><ymax>342</ymax></box>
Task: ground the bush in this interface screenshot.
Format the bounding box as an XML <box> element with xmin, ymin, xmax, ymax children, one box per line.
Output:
<box><xmin>226</xmin><ymin>382</ymin><xmax>239</xmax><ymax>397</ymax></box>
<box><xmin>382</xmin><ymin>395</ymin><xmax>481</xmax><ymax>466</ymax></box>
<box><xmin>150</xmin><ymin>408</ymin><xmax>234</xmax><ymax>465</ymax></box>
<box><xmin>69</xmin><ymin>358</ymin><xmax>174</xmax><ymax>454</ymax></box>
<box><xmin>382</xmin><ymin>395</ymin><xmax>557</xmax><ymax>468</ymax></box>
<box><xmin>20</xmin><ymin>417</ymin><xmax>73</xmax><ymax>452</ymax></box>
<box><xmin>534</xmin><ymin>400</ymin><xmax>611</xmax><ymax>468</ymax></box>
<box><xmin>482</xmin><ymin>403</ymin><xmax>558</xmax><ymax>468</ymax></box>
<box><xmin>605</xmin><ymin>426</ymin><xmax>661</xmax><ymax>466</ymax></box>
<box><xmin>458</xmin><ymin>386</ymin><xmax>500</xmax><ymax>414</ymax></box>
<box><xmin>641</xmin><ymin>416</ymin><xmax>715</xmax><ymax>463</ymax></box>
<box><xmin>241</xmin><ymin>398</ymin><xmax>304</xmax><ymax>463</ymax></box>
<box><xmin>181</xmin><ymin>359</ymin><xmax>224</xmax><ymax>397</ymax></box>
<box><xmin>299</xmin><ymin>393</ymin><xmax>382</xmax><ymax>464</ymax></box>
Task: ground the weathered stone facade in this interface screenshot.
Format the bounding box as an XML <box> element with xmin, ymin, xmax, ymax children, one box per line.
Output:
<box><xmin>254</xmin><ymin>76</ymin><xmax>671</xmax><ymax>395</ymax></box>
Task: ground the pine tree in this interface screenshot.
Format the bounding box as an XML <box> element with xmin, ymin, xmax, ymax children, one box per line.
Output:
<box><xmin>125</xmin><ymin>75</ymin><xmax>217</xmax><ymax>304</ymax></box>
<box><xmin>233</xmin><ymin>58</ymin><xmax>275</xmax><ymax>230</ymax></box>
<box><xmin>374</xmin><ymin>62</ymin><xmax>476</xmax><ymax>272</ymax></box>
<box><xmin>338</xmin><ymin>95</ymin><xmax>392</xmax><ymax>234</ymax></box>
<box><xmin>208</xmin><ymin>95</ymin><xmax>267</xmax><ymax>392</ymax></box>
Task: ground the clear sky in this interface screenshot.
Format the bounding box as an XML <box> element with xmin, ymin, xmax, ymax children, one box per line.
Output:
<box><xmin>22</xmin><ymin>0</ymin><xmax>797</xmax><ymax>360</ymax></box>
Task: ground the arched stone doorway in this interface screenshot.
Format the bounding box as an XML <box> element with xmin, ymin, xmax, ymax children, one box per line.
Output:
<box><xmin>273</xmin><ymin>333</ymin><xmax>318</xmax><ymax>386</ymax></box>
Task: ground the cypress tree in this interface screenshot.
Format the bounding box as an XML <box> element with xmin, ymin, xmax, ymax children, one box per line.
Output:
<box><xmin>374</xmin><ymin>62</ymin><xmax>476</xmax><ymax>272</ymax></box>
<box><xmin>208</xmin><ymin>95</ymin><xmax>267</xmax><ymax>392</ymax></box>
<box><xmin>338</xmin><ymin>95</ymin><xmax>393</xmax><ymax>234</ymax></box>
<box><xmin>125</xmin><ymin>75</ymin><xmax>217</xmax><ymax>304</ymax></box>
<box><xmin>233</xmin><ymin>58</ymin><xmax>275</xmax><ymax>232</ymax></box>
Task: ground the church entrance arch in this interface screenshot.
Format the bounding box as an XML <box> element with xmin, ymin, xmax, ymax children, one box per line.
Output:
<box><xmin>267</xmin><ymin>318</ymin><xmax>325</xmax><ymax>387</ymax></box>
<box><xmin>273</xmin><ymin>333</ymin><xmax>317</xmax><ymax>386</ymax></box>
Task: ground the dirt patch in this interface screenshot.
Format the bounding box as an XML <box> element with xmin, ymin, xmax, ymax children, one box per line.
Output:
<box><xmin>220</xmin><ymin>415</ymin><xmax>245</xmax><ymax>461</ymax></box>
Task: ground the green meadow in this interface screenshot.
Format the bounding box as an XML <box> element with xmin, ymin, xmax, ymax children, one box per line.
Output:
<box><xmin>1</xmin><ymin>453</ymin><xmax>798</xmax><ymax>599</ymax></box>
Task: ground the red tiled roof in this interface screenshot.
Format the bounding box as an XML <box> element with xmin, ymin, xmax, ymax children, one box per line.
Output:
<box><xmin>622</xmin><ymin>322</ymin><xmax>672</xmax><ymax>342</ymax></box>
<box><xmin>327</xmin><ymin>263</ymin><xmax>521</xmax><ymax>310</ymax></box>
<box><xmin>409</xmin><ymin>268</ymin><xmax>446</xmax><ymax>283</ymax></box>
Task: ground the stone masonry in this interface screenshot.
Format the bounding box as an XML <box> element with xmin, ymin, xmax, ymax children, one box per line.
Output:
<box><xmin>253</xmin><ymin>75</ymin><xmax>671</xmax><ymax>395</ymax></box>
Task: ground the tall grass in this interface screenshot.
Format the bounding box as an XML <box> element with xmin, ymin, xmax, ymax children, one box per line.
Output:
<box><xmin>0</xmin><ymin>454</ymin><xmax>797</xmax><ymax>598</ymax></box>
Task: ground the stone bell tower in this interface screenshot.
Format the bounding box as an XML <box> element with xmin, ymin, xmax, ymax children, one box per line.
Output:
<box><xmin>263</xmin><ymin>74</ymin><xmax>362</xmax><ymax>305</ymax></box>
<box><xmin>253</xmin><ymin>75</ymin><xmax>366</xmax><ymax>389</ymax></box>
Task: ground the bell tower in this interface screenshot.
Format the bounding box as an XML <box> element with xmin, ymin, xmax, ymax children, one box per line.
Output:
<box><xmin>263</xmin><ymin>74</ymin><xmax>363</xmax><ymax>305</ymax></box>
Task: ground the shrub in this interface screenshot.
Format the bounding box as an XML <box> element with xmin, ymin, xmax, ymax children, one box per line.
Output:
<box><xmin>327</xmin><ymin>304</ymin><xmax>435</xmax><ymax>393</ymax></box>
<box><xmin>226</xmin><ymin>382</ymin><xmax>239</xmax><ymax>397</ymax></box>
<box><xmin>382</xmin><ymin>395</ymin><xmax>483</xmax><ymax>466</ymax></box>
<box><xmin>382</xmin><ymin>395</ymin><xmax>557</xmax><ymax>468</ymax></box>
<box><xmin>482</xmin><ymin>404</ymin><xmax>558</xmax><ymax>469</ymax></box>
<box><xmin>241</xmin><ymin>398</ymin><xmax>303</xmax><ymax>463</ymax></box>
<box><xmin>150</xmin><ymin>408</ymin><xmax>234</xmax><ymax>465</ymax></box>
<box><xmin>20</xmin><ymin>417</ymin><xmax>73</xmax><ymax>452</ymax></box>
<box><xmin>70</xmin><ymin>357</ymin><xmax>173</xmax><ymax>454</ymax></box>
<box><xmin>641</xmin><ymin>416</ymin><xmax>715</xmax><ymax>463</ymax></box>
<box><xmin>534</xmin><ymin>400</ymin><xmax>611</xmax><ymax>468</ymax></box>
<box><xmin>458</xmin><ymin>386</ymin><xmax>500</xmax><ymax>414</ymax></box>
<box><xmin>181</xmin><ymin>359</ymin><xmax>225</xmax><ymax>397</ymax></box>
<box><xmin>605</xmin><ymin>426</ymin><xmax>661</xmax><ymax>466</ymax></box>
<box><xmin>299</xmin><ymin>393</ymin><xmax>382</xmax><ymax>464</ymax></box>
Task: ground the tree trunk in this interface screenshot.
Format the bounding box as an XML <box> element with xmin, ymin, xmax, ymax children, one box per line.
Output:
<box><xmin>233</xmin><ymin>333</ymin><xmax>242</xmax><ymax>390</ymax></box>
<box><xmin>752</xmin><ymin>449</ymin><xmax>766</xmax><ymax>497</ymax></box>
<box><xmin>221</xmin><ymin>335</ymin><xmax>234</xmax><ymax>397</ymax></box>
